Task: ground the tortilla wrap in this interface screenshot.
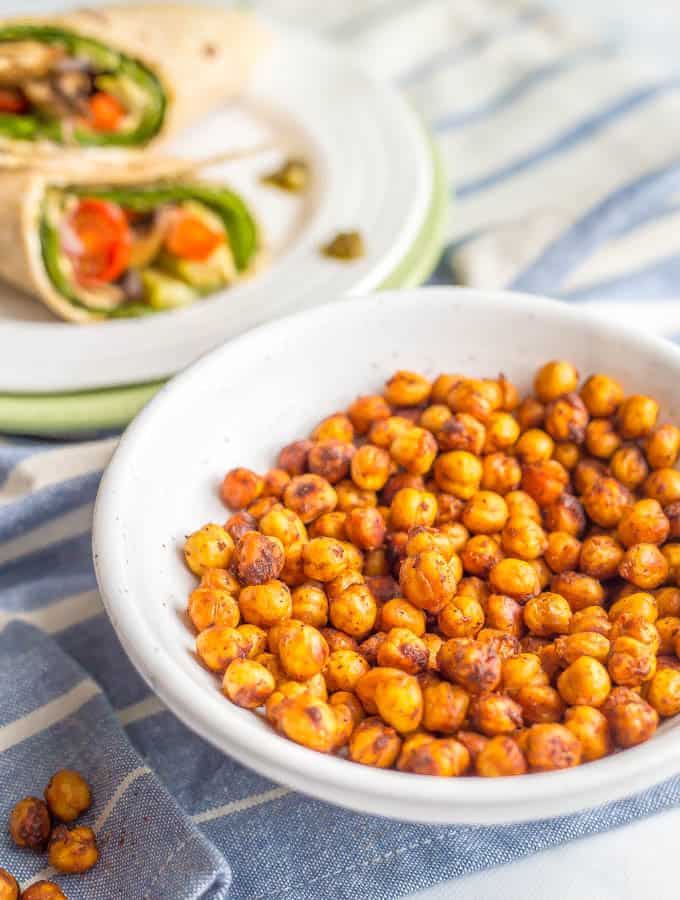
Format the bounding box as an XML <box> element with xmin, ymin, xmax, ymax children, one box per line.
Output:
<box><xmin>0</xmin><ymin>4</ymin><xmax>268</xmax><ymax>155</ymax></box>
<box><xmin>0</xmin><ymin>163</ymin><xmax>263</xmax><ymax>323</ymax></box>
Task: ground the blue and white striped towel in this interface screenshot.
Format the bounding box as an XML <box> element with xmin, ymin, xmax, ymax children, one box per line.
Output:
<box><xmin>4</xmin><ymin>1</ymin><xmax>680</xmax><ymax>897</ymax></box>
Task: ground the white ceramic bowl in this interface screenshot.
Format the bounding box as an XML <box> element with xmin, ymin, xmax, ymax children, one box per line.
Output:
<box><xmin>93</xmin><ymin>287</ymin><xmax>680</xmax><ymax>824</ymax></box>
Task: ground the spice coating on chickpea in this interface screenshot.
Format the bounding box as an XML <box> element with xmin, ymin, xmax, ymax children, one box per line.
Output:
<box><xmin>0</xmin><ymin>870</ymin><xmax>18</xmax><ymax>900</ymax></box>
<box><xmin>44</xmin><ymin>770</ymin><xmax>92</xmax><ymax>823</ymax></box>
<box><xmin>9</xmin><ymin>797</ymin><xmax>51</xmax><ymax>850</ymax></box>
<box><xmin>48</xmin><ymin>824</ymin><xmax>98</xmax><ymax>873</ymax></box>
<box><xmin>21</xmin><ymin>885</ymin><xmax>68</xmax><ymax>900</ymax></box>
<box><xmin>185</xmin><ymin>361</ymin><xmax>680</xmax><ymax>776</ymax></box>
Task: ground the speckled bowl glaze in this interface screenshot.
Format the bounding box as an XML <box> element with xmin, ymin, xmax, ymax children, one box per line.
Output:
<box><xmin>93</xmin><ymin>287</ymin><xmax>680</xmax><ymax>824</ymax></box>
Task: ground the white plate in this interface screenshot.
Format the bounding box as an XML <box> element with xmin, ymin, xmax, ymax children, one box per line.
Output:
<box><xmin>0</xmin><ymin>22</ymin><xmax>432</xmax><ymax>393</ymax></box>
<box><xmin>94</xmin><ymin>287</ymin><xmax>680</xmax><ymax>825</ymax></box>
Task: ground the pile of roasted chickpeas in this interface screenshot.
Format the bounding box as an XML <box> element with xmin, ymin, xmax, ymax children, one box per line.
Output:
<box><xmin>3</xmin><ymin>770</ymin><xmax>96</xmax><ymax>899</ymax></box>
<box><xmin>183</xmin><ymin>362</ymin><xmax>680</xmax><ymax>777</ymax></box>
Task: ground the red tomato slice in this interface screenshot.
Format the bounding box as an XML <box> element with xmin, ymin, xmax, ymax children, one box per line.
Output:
<box><xmin>0</xmin><ymin>88</ymin><xmax>28</xmax><ymax>114</ymax></box>
<box><xmin>165</xmin><ymin>212</ymin><xmax>224</xmax><ymax>261</ymax></box>
<box><xmin>88</xmin><ymin>92</ymin><xmax>126</xmax><ymax>132</ymax></box>
<box><xmin>64</xmin><ymin>198</ymin><xmax>132</xmax><ymax>285</ymax></box>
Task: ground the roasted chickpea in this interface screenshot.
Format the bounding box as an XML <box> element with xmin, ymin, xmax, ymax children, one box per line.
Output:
<box><xmin>656</xmin><ymin>616</ymin><xmax>680</xmax><ymax>655</ymax></box>
<box><xmin>555</xmin><ymin>631</ymin><xmax>610</xmax><ymax>665</ymax></box>
<box><xmin>438</xmin><ymin>594</ymin><xmax>485</xmax><ymax>639</ymax></box>
<box><xmin>436</xmin><ymin>412</ymin><xmax>485</xmax><ymax>454</ymax></box>
<box><xmin>505</xmin><ymin>490</ymin><xmax>541</xmax><ymax>523</ymax></box>
<box><xmin>348</xmin><ymin>394</ymin><xmax>391</xmax><ymax>434</ymax></box>
<box><xmin>544</xmin><ymin>531</ymin><xmax>581</xmax><ymax>574</ymax></box>
<box><xmin>388</xmin><ymin>488</ymin><xmax>437</xmax><ymax>532</ymax></box>
<box><xmin>645</xmin><ymin>423</ymin><xmax>680</xmax><ymax>470</ymax></box>
<box><xmin>438</xmin><ymin>638</ymin><xmax>501</xmax><ymax>693</ymax></box>
<box><xmin>400</xmin><ymin>550</ymin><xmax>458</xmax><ymax>613</ymax></box>
<box><xmin>644</xmin><ymin>467</ymin><xmax>680</xmax><ymax>506</ymax></box>
<box><xmin>461</xmin><ymin>534</ymin><xmax>504</xmax><ymax>578</ymax></box>
<box><xmin>284</xmin><ymin>474</ymin><xmax>337</xmax><ymax>523</ymax></box>
<box><xmin>477</xmin><ymin>629</ymin><xmax>521</xmax><ymax>660</ymax></box>
<box><xmin>482</xmin><ymin>594</ymin><xmax>522</xmax><ymax>638</ymax></box>
<box><xmin>577</xmin><ymin>534</ymin><xmax>624</xmax><ymax>581</ymax></box>
<box><xmin>521</xmin><ymin>460</ymin><xmax>569</xmax><ymax>508</ymax></box>
<box><xmin>543</xmin><ymin>494</ymin><xmax>586</xmax><ymax>538</ymax></box>
<box><xmin>384</xmin><ymin>370</ymin><xmax>431</xmax><ymax>406</ymax></box>
<box><xmin>564</xmin><ymin>706</ymin><xmax>612</xmax><ymax>761</ymax></box>
<box><xmin>517</xmin><ymin>683</ymin><xmax>564</xmax><ymax>724</ymax></box>
<box><xmin>324</xmin><ymin>649</ymin><xmax>370</xmax><ymax>692</ymax></box>
<box><xmin>377</xmin><ymin>627</ymin><xmax>429</xmax><ymax>674</ymax></box>
<box><xmin>662</xmin><ymin>543</ymin><xmax>680</xmax><ymax>584</ymax></box>
<box><xmin>609</xmin><ymin>445</ymin><xmax>648</xmax><ymax>491</ymax></box>
<box><xmin>462</xmin><ymin>491</ymin><xmax>508</xmax><ymax>535</ymax></box>
<box><xmin>291</xmin><ymin>583</ymin><xmax>328</xmax><ymax>627</ymax></box>
<box><xmin>258</xmin><ymin>507</ymin><xmax>307</xmax><ymax>548</ymax></box>
<box><xmin>617</xmin><ymin>499</ymin><xmax>669</xmax><ymax>548</ymax></box>
<box><xmin>261</xmin><ymin>468</ymin><xmax>291</xmax><ymax>500</ymax></box>
<box><xmin>275</xmin><ymin>695</ymin><xmax>337</xmax><ymax>752</ymax></box>
<box><xmin>301</xmin><ymin>537</ymin><xmax>351</xmax><ymax>582</ymax></box>
<box><xmin>482</xmin><ymin>411</ymin><xmax>520</xmax><ymax>454</ymax></box>
<box><xmin>233</xmin><ymin>532</ymin><xmax>284</xmax><ymax>586</ymax></box>
<box><xmin>581</xmin><ymin>477</ymin><xmax>633</xmax><ymax>529</ymax></box>
<box><xmin>570</xmin><ymin>605</ymin><xmax>611</xmax><ymax>637</ymax></box>
<box><xmin>457</xmin><ymin>575</ymin><xmax>490</xmax><ymax>605</ymax></box>
<box><xmin>618</xmin><ymin>542</ymin><xmax>669</xmax><ymax>589</ymax></box>
<box><xmin>618</xmin><ymin>394</ymin><xmax>659</xmax><ymax>439</ymax></box>
<box><xmin>584</xmin><ymin>418</ymin><xmax>620</xmax><ymax>459</ymax></box>
<box><xmin>188</xmin><ymin>586</ymin><xmax>240</xmax><ymax>633</ymax></box>
<box><xmin>501</xmin><ymin>653</ymin><xmax>548</xmax><ymax>696</ymax></box>
<box><xmin>524</xmin><ymin>722</ymin><xmax>582</xmax><ymax>770</ymax></box>
<box><xmin>329</xmin><ymin>583</ymin><xmax>377</xmax><ymax>638</ymax></box>
<box><xmin>344</xmin><ymin>506</ymin><xmax>386</xmax><ymax>551</ymax></box>
<box><xmin>372</xmin><ymin>669</ymin><xmax>423</xmax><ymax>733</ymax></box>
<box><xmin>277</xmin><ymin>439</ymin><xmax>313</xmax><ymax>475</ymax></box>
<box><xmin>475</xmin><ymin>735</ymin><xmax>527</xmax><ymax>776</ymax></box>
<box><xmin>573</xmin><ymin>458</ymin><xmax>608</xmax><ymax>495</ymax></box>
<box><xmin>9</xmin><ymin>796</ymin><xmax>51</xmax><ymax>850</ymax></box>
<box><xmin>602</xmin><ymin>686</ymin><xmax>658</xmax><ymax>747</ymax></box>
<box><xmin>196</xmin><ymin>625</ymin><xmax>248</xmax><ymax>672</ymax></box>
<box><xmin>43</xmin><ymin>770</ymin><xmax>92</xmax><ymax>824</ymax></box>
<box><xmin>656</xmin><ymin>586</ymin><xmax>680</xmax><ymax>618</ymax></box>
<box><xmin>501</xmin><ymin>516</ymin><xmax>547</xmax><ymax>561</ymax></box>
<box><xmin>523</xmin><ymin>592</ymin><xmax>571</xmax><ymax>636</ymax></box>
<box><xmin>279</xmin><ymin>540</ymin><xmax>306</xmax><ymax>587</ymax></box>
<box><xmin>0</xmin><ymin>870</ymin><xmax>19</xmax><ymax>900</ymax></box>
<box><xmin>430</xmin><ymin>373</ymin><xmax>464</xmax><ymax>404</ymax></box>
<box><xmin>515</xmin><ymin>428</ymin><xmax>555</xmax><ymax>464</ymax></box>
<box><xmin>274</xmin><ymin>619</ymin><xmax>329</xmax><ymax>680</ymax></box>
<box><xmin>246</xmin><ymin>496</ymin><xmax>280</xmax><ymax>520</ymax></box>
<box><xmin>320</xmin><ymin>626</ymin><xmax>359</xmax><ymax>653</ymax></box>
<box><xmin>448</xmin><ymin>378</ymin><xmax>501</xmax><ymax>422</ymax></box>
<box><xmin>528</xmin><ymin>557</ymin><xmax>552</xmax><ymax>590</ymax></box>
<box><xmin>337</xmin><ymin>482</ymin><xmax>379</xmax><ymax>515</ymax></box>
<box><xmin>389</xmin><ymin>426</ymin><xmax>437</xmax><ymax>476</ymax></box>
<box><xmin>365</xmin><ymin>574</ymin><xmax>400</xmax><ymax>603</ymax></box>
<box><xmin>608</xmin><ymin>636</ymin><xmax>656</xmax><ymax>686</ymax></box>
<box><xmin>368</xmin><ymin>415</ymin><xmax>413</xmax><ymax>450</ymax></box>
<box><xmin>406</xmin><ymin>525</ymin><xmax>458</xmax><ymax>561</ymax></box>
<box><xmin>220</xmin><ymin>467</ymin><xmax>264</xmax><ymax>510</ymax></box>
<box><xmin>349</xmin><ymin>716</ymin><xmax>402</xmax><ymax>767</ymax></box>
<box><xmin>489</xmin><ymin>558</ymin><xmax>541</xmax><ymax>601</ymax></box>
<box><xmin>557</xmin><ymin>656</ymin><xmax>611</xmax><ymax>706</ymax></box>
<box><xmin>379</xmin><ymin>596</ymin><xmax>426</xmax><ymax>636</ymax></box>
<box><xmin>225</xmin><ymin>510</ymin><xmax>258</xmax><ymax>542</ymax></box>
<box><xmin>554</xmin><ymin>442</ymin><xmax>581</xmax><ymax>471</ymax></box>
<box><xmin>238</xmin><ymin>580</ymin><xmax>292</xmax><ymax>628</ymax></box>
<box><xmin>551</xmin><ymin>571</ymin><xmax>604</xmax><ymax>611</ymax></box>
<box><xmin>327</xmin><ymin>569</ymin><xmax>364</xmax><ymax>599</ymax></box>
<box><xmin>534</xmin><ymin>360</ymin><xmax>579</xmax><ymax>403</ymax></box>
<box><xmin>420</xmin><ymin>680</ymin><xmax>469</xmax><ymax>733</ymax></box>
<box><xmin>432</xmin><ymin>449</ymin><xmax>483</xmax><ymax>499</ymax></box>
<box><xmin>579</xmin><ymin>373</ymin><xmax>623</xmax><ymax>417</ymax></box>
<box><xmin>517</xmin><ymin>396</ymin><xmax>546</xmax><ymax>431</ymax></box>
<box><xmin>545</xmin><ymin>392</ymin><xmax>589</xmax><ymax>444</ymax></box>
<box><xmin>184</xmin><ymin>524</ymin><xmax>234</xmax><ymax>576</ymax></box>
<box><xmin>312</xmin><ymin>412</ymin><xmax>354</xmax><ymax>443</ymax></box>
<box><xmin>398</xmin><ymin>735</ymin><xmax>470</xmax><ymax>776</ymax></box>
<box><xmin>646</xmin><ymin>667</ymin><xmax>680</xmax><ymax>717</ymax></box>
<box><xmin>223</xmin><ymin>658</ymin><xmax>276</xmax><ymax>708</ymax></box>
<box><xmin>470</xmin><ymin>692</ymin><xmax>523</xmax><ymax>736</ymax></box>
<box><xmin>307</xmin><ymin>440</ymin><xmax>354</xmax><ymax>484</ymax></box>
<box><xmin>22</xmin><ymin>884</ymin><xmax>68</xmax><ymax>900</ymax></box>
<box><xmin>481</xmin><ymin>452</ymin><xmax>522</xmax><ymax>495</ymax></box>
<box><xmin>48</xmin><ymin>824</ymin><xmax>98</xmax><ymax>873</ymax></box>
<box><xmin>609</xmin><ymin>612</ymin><xmax>659</xmax><ymax>652</ymax></box>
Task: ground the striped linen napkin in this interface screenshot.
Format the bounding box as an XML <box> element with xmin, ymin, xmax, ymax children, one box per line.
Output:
<box><xmin>4</xmin><ymin>1</ymin><xmax>680</xmax><ymax>898</ymax></box>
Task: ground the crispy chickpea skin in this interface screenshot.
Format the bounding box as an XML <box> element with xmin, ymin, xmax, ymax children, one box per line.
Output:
<box><xmin>501</xmin><ymin>653</ymin><xmax>548</xmax><ymax>696</ymax></box>
<box><xmin>184</xmin><ymin>524</ymin><xmax>234</xmax><ymax>576</ymax></box>
<box><xmin>390</xmin><ymin>488</ymin><xmax>438</xmax><ymax>531</ymax></box>
<box><xmin>277</xmin><ymin>620</ymin><xmax>330</xmax><ymax>679</ymax></box>
<box><xmin>302</xmin><ymin>537</ymin><xmax>351</xmax><ymax>581</ymax></box>
<box><xmin>545</xmin><ymin>392</ymin><xmax>589</xmax><ymax>444</ymax></box>
<box><xmin>501</xmin><ymin>516</ymin><xmax>547</xmax><ymax>560</ymax></box>
<box><xmin>610</xmin><ymin>445</ymin><xmax>648</xmax><ymax>491</ymax></box>
<box><xmin>325</xmin><ymin>649</ymin><xmax>370</xmax><ymax>692</ymax></box>
<box><xmin>617</xmin><ymin>499</ymin><xmax>670</xmax><ymax>548</ymax></box>
<box><xmin>489</xmin><ymin>558</ymin><xmax>541</xmax><ymax>601</ymax></box>
<box><xmin>481</xmin><ymin>453</ymin><xmax>522</xmax><ymax>495</ymax></box>
<box><xmin>308</xmin><ymin>440</ymin><xmax>354</xmax><ymax>484</ymax></box>
<box><xmin>564</xmin><ymin>706</ymin><xmax>612</xmax><ymax>761</ymax></box>
<box><xmin>602</xmin><ymin>686</ymin><xmax>658</xmax><ymax>747</ymax></box>
<box><xmin>582</xmin><ymin>477</ymin><xmax>633</xmax><ymax>529</ymax></box>
<box><xmin>421</xmin><ymin>681</ymin><xmax>469</xmax><ymax>732</ymax></box>
<box><xmin>461</xmin><ymin>534</ymin><xmax>503</xmax><ymax>578</ymax></box>
<box><xmin>312</xmin><ymin>413</ymin><xmax>354</xmax><ymax>443</ymax></box>
<box><xmin>578</xmin><ymin>535</ymin><xmax>624</xmax><ymax>580</ymax></box>
<box><xmin>44</xmin><ymin>770</ymin><xmax>92</xmax><ymax>823</ymax></box>
<box><xmin>619</xmin><ymin>542</ymin><xmax>669</xmax><ymax>589</ymax></box>
<box><xmin>234</xmin><ymin>532</ymin><xmax>285</xmax><ymax>586</ymax></box>
<box><xmin>555</xmin><ymin>631</ymin><xmax>610</xmax><ymax>664</ymax></box>
<box><xmin>436</xmin><ymin>412</ymin><xmax>485</xmax><ymax>454</ymax></box>
<box><xmin>275</xmin><ymin>696</ymin><xmax>338</xmax><ymax>752</ymax></box>
<box><xmin>377</xmin><ymin>627</ymin><xmax>429</xmax><ymax>674</ymax></box>
<box><xmin>476</xmin><ymin>735</ymin><xmax>528</xmax><ymax>776</ymax></box>
<box><xmin>0</xmin><ymin>870</ymin><xmax>18</xmax><ymax>900</ymax></box>
<box><xmin>438</xmin><ymin>594</ymin><xmax>485</xmax><ymax>639</ymax></box>
<box><xmin>347</xmin><ymin>394</ymin><xmax>391</xmax><ymax>434</ymax></box>
<box><xmin>580</xmin><ymin>374</ymin><xmax>624</xmax><ymax>417</ymax></box>
<box><xmin>9</xmin><ymin>796</ymin><xmax>51</xmax><ymax>850</ymax></box>
<box><xmin>645</xmin><ymin>424</ymin><xmax>680</xmax><ymax>469</ymax></box>
<box><xmin>379</xmin><ymin>596</ymin><xmax>425</xmax><ymax>636</ymax></box>
<box><xmin>398</xmin><ymin>735</ymin><xmax>470</xmax><ymax>776</ymax></box>
<box><xmin>188</xmin><ymin>587</ymin><xmax>240</xmax><ymax>633</ymax></box>
<box><xmin>373</xmin><ymin>670</ymin><xmax>423</xmax><ymax>733</ymax></box>
<box><xmin>608</xmin><ymin>636</ymin><xmax>657</xmax><ymax>686</ymax></box>
<box><xmin>462</xmin><ymin>491</ymin><xmax>508</xmax><ymax>535</ymax></box>
<box><xmin>534</xmin><ymin>360</ymin><xmax>579</xmax><ymax>403</ymax></box>
<box><xmin>518</xmin><ymin>684</ymin><xmax>564</xmax><ymax>724</ymax></box>
<box><xmin>545</xmin><ymin>531</ymin><xmax>582</xmax><ymax>573</ymax></box>
<box><xmin>551</xmin><ymin>571</ymin><xmax>604</xmax><ymax>611</ymax></box>
<box><xmin>384</xmin><ymin>370</ymin><xmax>431</xmax><ymax>406</ymax></box>
<box><xmin>617</xmin><ymin>394</ymin><xmax>659</xmax><ymax>439</ymax></box>
<box><xmin>345</xmin><ymin>507</ymin><xmax>386</xmax><ymax>550</ymax></box>
<box><xmin>239</xmin><ymin>580</ymin><xmax>292</xmax><ymax>628</ymax></box>
<box><xmin>557</xmin><ymin>656</ymin><xmax>611</xmax><ymax>706</ymax></box>
<box><xmin>349</xmin><ymin>716</ymin><xmax>402</xmax><ymax>767</ymax></box>
<box><xmin>350</xmin><ymin>444</ymin><xmax>391</xmax><ymax>492</ymax></box>
<box><xmin>390</xmin><ymin>427</ymin><xmax>438</xmax><ymax>476</ymax></box>
<box><xmin>470</xmin><ymin>692</ymin><xmax>523</xmax><ymax>736</ymax></box>
<box><xmin>48</xmin><ymin>824</ymin><xmax>98</xmax><ymax>873</ymax></box>
<box><xmin>22</xmin><ymin>884</ymin><xmax>68</xmax><ymax>900</ymax></box>
<box><xmin>400</xmin><ymin>550</ymin><xmax>458</xmax><ymax>613</ymax></box>
<box><xmin>223</xmin><ymin>659</ymin><xmax>276</xmax><ymax>708</ymax></box>
<box><xmin>646</xmin><ymin>667</ymin><xmax>680</xmax><ymax>717</ymax></box>
<box><xmin>584</xmin><ymin>418</ymin><xmax>620</xmax><ymax>459</ymax></box>
<box><xmin>221</xmin><ymin>467</ymin><xmax>264</xmax><ymax>510</ymax></box>
<box><xmin>543</xmin><ymin>493</ymin><xmax>586</xmax><ymax>537</ymax></box>
<box><xmin>438</xmin><ymin>638</ymin><xmax>502</xmax><ymax>693</ymax></box>
<box><xmin>196</xmin><ymin>625</ymin><xmax>248</xmax><ymax>672</ymax></box>
<box><xmin>284</xmin><ymin>474</ymin><xmax>337</xmax><ymax>524</ymax></box>
<box><xmin>521</xmin><ymin>460</ymin><xmax>569</xmax><ymax>508</ymax></box>
<box><xmin>524</xmin><ymin>723</ymin><xmax>582</xmax><ymax>771</ymax></box>
<box><xmin>291</xmin><ymin>583</ymin><xmax>328</xmax><ymax>627</ymax></box>
<box><xmin>329</xmin><ymin>583</ymin><xmax>377</xmax><ymax>638</ymax></box>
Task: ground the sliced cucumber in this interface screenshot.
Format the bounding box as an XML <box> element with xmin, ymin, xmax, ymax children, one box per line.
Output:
<box><xmin>141</xmin><ymin>268</ymin><xmax>199</xmax><ymax>309</ymax></box>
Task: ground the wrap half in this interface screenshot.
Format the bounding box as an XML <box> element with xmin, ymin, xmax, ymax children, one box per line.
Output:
<box><xmin>0</xmin><ymin>163</ymin><xmax>262</xmax><ymax>322</ymax></box>
<box><xmin>0</xmin><ymin>4</ymin><xmax>267</xmax><ymax>154</ymax></box>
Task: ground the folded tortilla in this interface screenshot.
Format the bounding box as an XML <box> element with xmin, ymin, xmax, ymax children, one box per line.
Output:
<box><xmin>0</xmin><ymin>4</ymin><xmax>268</xmax><ymax>155</ymax></box>
<box><xmin>0</xmin><ymin>163</ymin><xmax>262</xmax><ymax>323</ymax></box>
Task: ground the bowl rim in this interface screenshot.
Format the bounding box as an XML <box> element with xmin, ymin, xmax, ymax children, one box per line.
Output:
<box><xmin>93</xmin><ymin>286</ymin><xmax>680</xmax><ymax>813</ymax></box>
